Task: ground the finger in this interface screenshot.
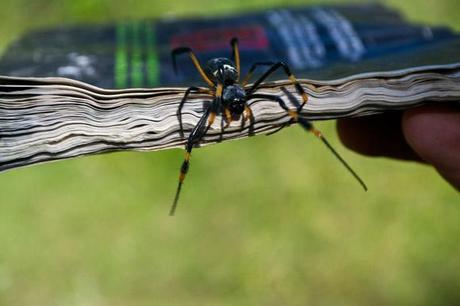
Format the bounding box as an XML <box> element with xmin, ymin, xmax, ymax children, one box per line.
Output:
<box><xmin>336</xmin><ymin>112</ymin><xmax>422</xmax><ymax>161</ymax></box>
<box><xmin>402</xmin><ymin>104</ymin><xmax>460</xmax><ymax>191</ymax></box>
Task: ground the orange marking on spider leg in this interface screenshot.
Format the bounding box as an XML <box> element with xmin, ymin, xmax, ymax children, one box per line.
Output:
<box><xmin>301</xmin><ymin>92</ymin><xmax>309</xmax><ymax>105</ymax></box>
<box><xmin>178</xmin><ymin>152</ymin><xmax>191</xmax><ymax>182</ymax></box>
<box><xmin>288</xmin><ymin>74</ymin><xmax>308</xmax><ymax>105</ymax></box>
<box><xmin>288</xmin><ymin>109</ymin><xmax>299</xmax><ymax>121</ymax></box>
<box><xmin>171</xmin><ymin>151</ymin><xmax>191</xmax><ymax>215</ymax></box>
<box><xmin>197</xmin><ymin>88</ymin><xmax>212</xmax><ymax>94</ymax></box>
<box><xmin>244</xmin><ymin>105</ymin><xmax>253</xmax><ymax>121</ymax></box>
<box><xmin>242</xmin><ymin>72</ymin><xmax>253</xmax><ymax>87</ymax></box>
<box><xmin>310</xmin><ymin>127</ymin><xmax>322</xmax><ymax>138</ymax></box>
<box><xmin>189</xmin><ymin>52</ymin><xmax>214</xmax><ymax>87</ymax></box>
<box><xmin>301</xmin><ymin>122</ymin><xmax>368</xmax><ymax>192</ymax></box>
<box><xmin>231</xmin><ymin>38</ymin><xmax>241</xmax><ymax>82</ymax></box>
<box><xmin>208</xmin><ymin>112</ymin><xmax>216</xmax><ymax>126</ymax></box>
<box><xmin>216</xmin><ymin>83</ymin><xmax>223</xmax><ymax>96</ymax></box>
<box><xmin>224</xmin><ymin>108</ymin><xmax>232</xmax><ymax>125</ymax></box>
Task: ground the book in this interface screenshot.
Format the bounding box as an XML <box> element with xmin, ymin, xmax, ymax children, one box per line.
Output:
<box><xmin>0</xmin><ymin>4</ymin><xmax>459</xmax><ymax>172</ymax></box>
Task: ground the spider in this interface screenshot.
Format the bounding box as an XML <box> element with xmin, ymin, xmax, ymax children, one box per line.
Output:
<box><xmin>170</xmin><ymin>38</ymin><xmax>367</xmax><ymax>215</ymax></box>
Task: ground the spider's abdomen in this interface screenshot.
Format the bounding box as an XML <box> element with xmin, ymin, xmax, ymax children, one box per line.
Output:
<box><xmin>205</xmin><ymin>57</ymin><xmax>238</xmax><ymax>84</ymax></box>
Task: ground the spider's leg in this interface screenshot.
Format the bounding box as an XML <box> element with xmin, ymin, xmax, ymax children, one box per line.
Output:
<box><xmin>219</xmin><ymin>109</ymin><xmax>225</xmax><ymax>142</ymax></box>
<box><xmin>246</xmin><ymin>62</ymin><xmax>308</xmax><ymax>109</ymax></box>
<box><xmin>217</xmin><ymin>106</ymin><xmax>232</xmax><ymax>142</ymax></box>
<box><xmin>296</xmin><ymin>117</ymin><xmax>368</xmax><ymax>191</ymax></box>
<box><xmin>241</xmin><ymin>62</ymin><xmax>274</xmax><ymax>86</ymax></box>
<box><xmin>217</xmin><ymin>105</ymin><xmax>234</xmax><ymax>141</ymax></box>
<box><xmin>178</xmin><ymin>86</ymin><xmax>212</xmax><ymax>138</ymax></box>
<box><xmin>247</xmin><ymin>93</ymin><xmax>293</xmax><ymax>135</ymax></box>
<box><xmin>247</xmin><ymin>93</ymin><xmax>290</xmax><ymax>112</ymax></box>
<box><xmin>224</xmin><ymin>108</ymin><xmax>233</xmax><ymax>127</ymax></box>
<box><xmin>210</xmin><ymin>83</ymin><xmax>225</xmax><ymax>143</ymax></box>
<box><xmin>248</xmin><ymin>93</ymin><xmax>367</xmax><ymax>191</ymax></box>
<box><xmin>171</xmin><ymin>107</ymin><xmax>217</xmax><ymax>216</ymax></box>
<box><xmin>170</xmin><ymin>85</ymin><xmax>222</xmax><ymax>216</ymax></box>
<box><xmin>205</xmin><ymin>83</ymin><xmax>223</xmax><ymax>134</ymax></box>
<box><xmin>205</xmin><ymin>82</ymin><xmax>227</xmax><ymax>143</ymax></box>
<box><xmin>171</xmin><ymin>47</ymin><xmax>214</xmax><ymax>87</ymax></box>
<box><xmin>240</xmin><ymin>105</ymin><xmax>248</xmax><ymax>129</ymax></box>
<box><xmin>230</xmin><ymin>38</ymin><xmax>241</xmax><ymax>82</ymax></box>
<box><xmin>263</xmin><ymin>86</ymin><xmax>298</xmax><ymax>136</ymax></box>
<box><xmin>242</xmin><ymin>104</ymin><xmax>255</xmax><ymax>136</ymax></box>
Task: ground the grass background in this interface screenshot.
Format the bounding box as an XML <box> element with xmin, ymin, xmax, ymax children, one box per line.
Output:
<box><xmin>0</xmin><ymin>0</ymin><xmax>459</xmax><ymax>305</ymax></box>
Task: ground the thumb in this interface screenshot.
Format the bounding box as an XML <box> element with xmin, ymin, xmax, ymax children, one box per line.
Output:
<box><xmin>402</xmin><ymin>104</ymin><xmax>460</xmax><ymax>191</ymax></box>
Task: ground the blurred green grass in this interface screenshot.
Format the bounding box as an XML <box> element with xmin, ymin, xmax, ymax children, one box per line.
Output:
<box><xmin>0</xmin><ymin>1</ymin><xmax>459</xmax><ymax>305</ymax></box>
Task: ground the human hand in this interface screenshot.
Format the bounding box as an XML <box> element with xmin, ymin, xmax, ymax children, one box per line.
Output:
<box><xmin>336</xmin><ymin>104</ymin><xmax>460</xmax><ymax>191</ymax></box>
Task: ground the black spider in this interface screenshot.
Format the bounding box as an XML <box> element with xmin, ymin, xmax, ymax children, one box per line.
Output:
<box><xmin>170</xmin><ymin>38</ymin><xmax>366</xmax><ymax>215</ymax></box>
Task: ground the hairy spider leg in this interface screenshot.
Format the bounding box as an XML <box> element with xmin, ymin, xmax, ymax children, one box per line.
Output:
<box><xmin>219</xmin><ymin>109</ymin><xmax>226</xmax><ymax>142</ymax></box>
<box><xmin>171</xmin><ymin>107</ymin><xmax>215</xmax><ymax>216</ymax></box>
<box><xmin>177</xmin><ymin>86</ymin><xmax>212</xmax><ymax>138</ymax></box>
<box><xmin>230</xmin><ymin>38</ymin><xmax>241</xmax><ymax>82</ymax></box>
<box><xmin>213</xmin><ymin>82</ymin><xmax>228</xmax><ymax>142</ymax></box>
<box><xmin>206</xmin><ymin>83</ymin><xmax>222</xmax><ymax>135</ymax></box>
<box><xmin>210</xmin><ymin>69</ymin><xmax>232</xmax><ymax>142</ymax></box>
<box><xmin>240</xmin><ymin>104</ymin><xmax>252</xmax><ymax>128</ymax></box>
<box><xmin>246</xmin><ymin>62</ymin><xmax>309</xmax><ymax>109</ymax></box>
<box><xmin>171</xmin><ymin>47</ymin><xmax>215</xmax><ymax>88</ymax></box>
<box><xmin>171</xmin><ymin>85</ymin><xmax>223</xmax><ymax>215</ymax></box>
<box><xmin>246</xmin><ymin>92</ymin><xmax>291</xmax><ymax>135</ymax></box>
<box><xmin>251</xmin><ymin>91</ymin><xmax>367</xmax><ymax>191</ymax></box>
<box><xmin>241</xmin><ymin>104</ymin><xmax>256</xmax><ymax>136</ymax></box>
<box><xmin>296</xmin><ymin>117</ymin><xmax>368</xmax><ymax>191</ymax></box>
<box><xmin>248</xmin><ymin>93</ymin><xmax>290</xmax><ymax>111</ymax></box>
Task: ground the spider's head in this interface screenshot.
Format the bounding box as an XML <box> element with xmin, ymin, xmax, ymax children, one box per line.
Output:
<box><xmin>223</xmin><ymin>84</ymin><xmax>246</xmax><ymax>116</ymax></box>
<box><xmin>205</xmin><ymin>58</ymin><xmax>238</xmax><ymax>85</ymax></box>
